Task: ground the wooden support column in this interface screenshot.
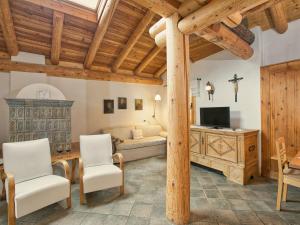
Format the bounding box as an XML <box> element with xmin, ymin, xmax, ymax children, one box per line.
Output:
<box><xmin>166</xmin><ymin>13</ymin><xmax>190</xmax><ymax>225</ymax></box>
<box><xmin>0</xmin><ymin>0</ymin><xmax>19</xmax><ymax>56</ymax></box>
<box><xmin>269</xmin><ymin>2</ymin><xmax>288</xmax><ymax>34</ymax></box>
<box><xmin>51</xmin><ymin>11</ymin><xmax>64</xmax><ymax>65</ymax></box>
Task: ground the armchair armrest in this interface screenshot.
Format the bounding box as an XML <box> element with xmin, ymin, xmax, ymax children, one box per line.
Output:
<box><xmin>79</xmin><ymin>158</ymin><xmax>84</xmax><ymax>179</ymax></box>
<box><xmin>52</xmin><ymin>160</ymin><xmax>70</xmax><ymax>180</ymax></box>
<box><xmin>113</xmin><ymin>153</ymin><xmax>124</xmax><ymax>171</ymax></box>
<box><xmin>4</xmin><ymin>172</ymin><xmax>15</xmax><ymax>203</ymax></box>
<box><xmin>159</xmin><ymin>131</ymin><xmax>168</xmax><ymax>138</ymax></box>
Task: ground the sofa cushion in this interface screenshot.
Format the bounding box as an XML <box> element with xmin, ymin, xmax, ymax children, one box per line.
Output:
<box><xmin>83</xmin><ymin>165</ymin><xmax>122</xmax><ymax>193</ymax></box>
<box><xmin>117</xmin><ymin>136</ymin><xmax>166</xmax><ymax>151</ymax></box>
<box><xmin>132</xmin><ymin>129</ymin><xmax>143</xmax><ymax>140</ymax></box>
<box><xmin>103</xmin><ymin>126</ymin><xmax>134</xmax><ymax>140</ymax></box>
<box><xmin>7</xmin><ymin>175</ymin><xmax>70</xmax><ymax>218</ymax></box>
<box><xmin>135</xmin><ymin>125</ymin><xmax>162</xmax><ymax>137</ymax></box>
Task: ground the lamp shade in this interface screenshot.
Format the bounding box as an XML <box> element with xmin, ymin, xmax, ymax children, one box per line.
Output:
<box><xmin>154</xmin><ymin>94</ymin><xmax>161</xmax><ymax>101</ymax></box>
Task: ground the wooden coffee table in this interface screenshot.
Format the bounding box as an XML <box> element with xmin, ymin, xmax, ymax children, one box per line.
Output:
<box><xmin>0</xmin><ymin>151</ymin><xmax>80</xmax><ymax>201</ymax></box>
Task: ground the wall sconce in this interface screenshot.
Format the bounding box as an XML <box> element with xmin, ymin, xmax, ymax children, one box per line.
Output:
<box><xmin>205</xmin><ymin>82</ymin><xmax>215</xmax><ymax>101</ymax></box>
<box><xmin>153</xmin><ymin>94</ymin><xmax>161</xmax><ymax>118</ymax></box>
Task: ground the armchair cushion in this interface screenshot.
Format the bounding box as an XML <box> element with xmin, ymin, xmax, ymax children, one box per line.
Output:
<box><xmin>6</xmin><ymin>175</ymin><xmax>70</xmax><ymax>218</ymax></box>
<box><xmin>83</xmin><ymin>165</ymin><xmax>122</xmax><ymax>193</ymax></box>
<box><xmin>3</xmin><ymin>139</ymin><xmax>52</xmax><ymax>184</ymax></box>
<box><xmin>80</xmin><ymin>134</ymin><xmax>113</xmax><ymax>167</ymax></box>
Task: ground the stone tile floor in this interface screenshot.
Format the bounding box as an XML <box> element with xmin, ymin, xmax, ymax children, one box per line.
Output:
<box><xmin>1</xmin><ymin>156</ymin><xmax>300</xmax><ymax>225</ymax></box>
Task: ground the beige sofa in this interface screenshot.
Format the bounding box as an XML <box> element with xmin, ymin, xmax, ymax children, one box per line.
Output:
<box><xmin>103</xmin><ymin>124</ymin><xmax>167</xmax><ymax>162</ymax></box>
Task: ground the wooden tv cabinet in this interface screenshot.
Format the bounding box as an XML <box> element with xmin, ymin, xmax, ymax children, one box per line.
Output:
<box><xmin>190</xmin><ymin>126</ymin><xmax>259</xmax><ymax>185</ymax></box>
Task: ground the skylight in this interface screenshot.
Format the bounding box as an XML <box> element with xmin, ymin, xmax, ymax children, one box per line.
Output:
<box><xmin>65</xmin><ymin>0</ymin><xmax>100</xmax><ymax>10</ymax></box>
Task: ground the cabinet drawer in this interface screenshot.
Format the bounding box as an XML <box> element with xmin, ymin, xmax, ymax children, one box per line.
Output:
<box><xmin>190</xmin><ymin>131</ymin><xmax>201</xmax><ymax>154</ymax></box>
<box><xmin>206</xmin><ymin>133</ymin><xmax>238</xmax><ymax>163</ymax></box>
<box><xmin>191</xmin><ymin>152</ymin><xmax>210</xmax><ymax>167</ymax></box>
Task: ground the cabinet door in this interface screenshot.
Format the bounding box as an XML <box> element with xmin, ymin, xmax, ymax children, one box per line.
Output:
<box><xmin>190</xmin><ymin>131</ymin><xmax>201</xmax><ymax>154</ymax></box>
<box><xmin>206</xmin><ymin>133</ymin><xmax>238</xmax><ymax>163</ymax></box>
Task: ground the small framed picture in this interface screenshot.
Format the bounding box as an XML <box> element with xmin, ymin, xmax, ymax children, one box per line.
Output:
<box><xmin>104</xmin><ymin>99</ymin><xmax>114</xmax><ymax>114</ymax></box>
<box><xmin>118</xmin><ymin>97</ymin><xmax>127</xmax><ymax>110</ymax></box>
<box><xmin>135</xmin><ymin>99</ymin><xmax>143</xmax><ymax>110</ymax></box>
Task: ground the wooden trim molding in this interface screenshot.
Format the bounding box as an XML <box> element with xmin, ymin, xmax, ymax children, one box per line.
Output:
<box><xmin>0</xmin><ymin>60</ymin><xmax>163</xmax><ymax>85</ymax></box>
<box><xmin>0</xmin><ymin>0</ymin><xmax>19</xmax><ymax>56</ymax></box>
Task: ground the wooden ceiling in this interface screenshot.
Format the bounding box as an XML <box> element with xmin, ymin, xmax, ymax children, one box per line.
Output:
<box><xmin>0</xmin><ymin>0</ymin><xmax>299</xmax><ymax>84</ymax></box>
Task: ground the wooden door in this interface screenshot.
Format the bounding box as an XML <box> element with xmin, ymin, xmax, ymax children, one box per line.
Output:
<box><xmin>261</xmin><ymin>61</ymin><xmax>300</xmax><ymax>177</ymax></box>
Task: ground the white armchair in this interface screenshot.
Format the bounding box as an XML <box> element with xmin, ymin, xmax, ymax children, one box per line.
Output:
<box><xmin>79</xmin><ymin>134</ymin><xmax>124</xmax><ymax>204</ymax></box>
<box><xmin>3</xmin><ymin>138</ymin><xmax>71</xmax><ymax>225</ymax></box>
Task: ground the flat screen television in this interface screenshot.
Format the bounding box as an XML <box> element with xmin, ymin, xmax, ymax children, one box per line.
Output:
<box><xmin>200</xmin><ymin>107</ymin><xmax>230</xmax><ymax>128</ymax></box>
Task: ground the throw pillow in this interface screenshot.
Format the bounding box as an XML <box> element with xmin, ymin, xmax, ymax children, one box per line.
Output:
<box><xmin>132</xmin><ymin>129</ymin><xmax>143</xmax><ymax>140</ymax></box>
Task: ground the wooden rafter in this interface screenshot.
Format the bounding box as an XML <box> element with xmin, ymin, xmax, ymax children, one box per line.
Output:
<box><xmin>135</xmin><ymin>46</ymin><xmax>162</xmax><ymax>75</ymax></box>
<box><xmin>130</xmin><ymin>0</ymin><xmax>180</xmax><ymax>17</ymax></box>
<box><xmin>112</xmin><ymin>10</ymin><xmax>155</xmax><ymax>72</ymax></box>
<box><xmin>0</xmin><ymin>60</ymin><xmax>162</xmax><ymax>85</ymax></box>
<box><xmin>84</xmin><ymin>0</ymin><xmax>119</xmax><ymax>69</ymax></box>
<box><xmin>51</xmin><ymin>11</ymin><xmax>64</xmax><ymax>65</ymax></box>
<box><xmin>178</xmin><ymin>0</ymin><xmax>270</xmax><ymax>34</ymax></box>
<box><xmin>269</xmin><ymin>2</ymin><xmax>288</xmax><ymax>34</ymax></box>
<box><xmin>23</xmin><ymin>0</ymin><xmax>97</xmax><ymax>22</ymax></box>
<box><xmin>0</xmin><ymin>0</ymin><xmax>19</xmax><ymax>56</ymax></box>
<box><xmin>154</xmin><ymin>64</ymin><xmax>166</xmax><ymax>78</ymax></box>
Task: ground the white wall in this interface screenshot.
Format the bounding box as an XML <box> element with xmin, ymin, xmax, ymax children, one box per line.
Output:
<box><xmin>262</xmin><ymin>20</ymin><xmax>300</xmax><ymax>66</ymax></box>
<box><xmin>191</xmin><ymin>28</ymin><xmax>262</xmax><ymax>130</ymax></box>
<box><xmin>86</xmin><ymin>81</ymin><xmax>163</xmax><ymax>133</ymax></box>
<box><xmin>0</xmin><ymin>52</ymin><xmax>164</xmax><ymax>146</ymax></box>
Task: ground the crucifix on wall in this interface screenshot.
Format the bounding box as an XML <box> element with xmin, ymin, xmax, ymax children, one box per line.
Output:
<box><xmin>228</xmin><ymin>74</ymin><xmax>244</xmax><ymax>102</ymax></box>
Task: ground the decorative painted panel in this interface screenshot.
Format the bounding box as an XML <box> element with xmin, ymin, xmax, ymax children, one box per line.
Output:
<box><xmin>6</xmin><ymin>99</ymin><xmax>74</xmax><ymax>154</ymax></box>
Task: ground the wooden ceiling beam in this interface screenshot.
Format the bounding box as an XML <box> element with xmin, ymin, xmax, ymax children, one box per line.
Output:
<box><xmin>51</xmin><ymin>11</ymin><xmax>64</xmax><ymax>65</ymax></box>
<box><xmin>154</xmin><ymin>64</ymin><xmax>166</xmax><ymax>78</ymax></box>
<box><xmin>23</xmin><ymin>0</ymin><xmax>97</xmax><ymax>22</ymax></box>
<box><xmin>84</xmin><ymin>0</ymin><xmax>119</xmax><ymax>69</ymax></box>
<box><xmin>135</xmin><ymin>46</ymin><xmax>162</xmax><ymax>75</ymax></box>
<box><xmin>178</xmin><ymin>0</ymin><xmax>269</xmax><ymax>34</ymax></box>
<box><xmin>130</xmin><ymin>0</ymin><xmax>180</xmax><ymax>17</ymax></box>
<box><xmin>0</xmin><ymin>0</ymin><xmax>19</xmax><ymax>56</ymax></box>
<box><xmin>0</xmin><ymin>60</ymin><xmax>162</xmax><ymax>85</ymax></box>
<box><xmin>0</xmin><ymin>51</ymin><xmax>11</xmax><ymax>59</ymax></box>
<box><xmin>195</xmin><ymin>24</ymin><xmax>254</xmax><ymax>60</ymax></box>
<box><xmin>151</xmin><ymin>18</ymin><xmax>253</xmax><ymax>60</ymax></box>
<box><xmin>269</xmin><ymin>2</ymin><xmax>288</xmax><ymax>34</ymax></box>
<box><xmin>112</xmin><ymin>10</ymin><xmax>155</xmax><ymax>72</ymax></box>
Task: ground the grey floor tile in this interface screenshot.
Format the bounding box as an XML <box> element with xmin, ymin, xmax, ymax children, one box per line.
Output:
<box><xmin>228</xmin><ymin>199</ymin><xmax>251</xmax><ymax>211</ymax></box>
<box><xmin>247</xmin><ymin>200</ymin><xmax>273</xmax><ymax>212</ymax></box>
<box><xmin>234</xmin><ymin>211</ymin><xmax>264</xmax><ymax>225</ymax></box>
<box><xmin>204</xmin><ymin>189</ymin><xmax>221</xmax><ymax>199</ymax></box>
<box><xmin>131</xmin><ymin>203</ymin><xmax>153</xmax><ymax>218</ymax></box>
<box><xmin>220</xmin><ymin>190</ymin><xmax>242</xmax><ymax>200</ymax></box>
<box><xmin>126</xmin><ymin>216</ymin><xmax>150</xmax><ymax>225</ymax></box>
<box><xmin>80</xmin><ymin>213</ymin><xmax>107</xmax><ymax>225</ymax></box>
<box><xmin>214</xmin><ymin>209</ymin><xmax>240</xmax><ymax>225</ymax></box>
<box><xmin>103</xmin><ymin>215</ymin><xmax>128</xmax><ymax>225</ymax></box>
<box><xmin>256</xmin><ymin>211</ymin><xmax>288</xmax><ymax>225</ymax></box>
<box><xmin>111</xmin><ymin>202</ymin><xmax>134</xmax><ymax>216</ymax></box>
<box><xmin>208</xmin><ymin>199</ymin><xmax>231</xmax><ymax>210</ymax></box>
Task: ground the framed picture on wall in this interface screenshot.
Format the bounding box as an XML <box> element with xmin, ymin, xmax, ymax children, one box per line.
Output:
<box><xmin>135</xmin><ymin>99</ymin><xmax>143</xmax><ymax>110</ymax></box>
<box><xmin>104</xmin><ymin>99</ymin><xmax>114</xmax><ymax>114</ymax></box>
<box><xmin>118</xmin><ymin>97</ymin><xmax>127</xmax><ymax>110</ymax></box>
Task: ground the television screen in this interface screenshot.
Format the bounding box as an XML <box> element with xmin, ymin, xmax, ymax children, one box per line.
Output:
<box><xmin>200</xmin><ymin>107</ymin><xmax>230</xmax><ymax>128</ymax></box>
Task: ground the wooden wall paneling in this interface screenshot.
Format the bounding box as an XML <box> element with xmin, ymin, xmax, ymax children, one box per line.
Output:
<box><xmin>260</xmin><ymin>67</ymin><xmax>271</xmax><ymax>177</ymax></box>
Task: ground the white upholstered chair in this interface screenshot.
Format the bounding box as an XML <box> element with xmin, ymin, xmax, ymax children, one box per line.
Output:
<box><xmin>79</xmin><ymin>134</ymin><xmax>124</xmax><ymax>204</ymax></box>
<box><xmin>3</xmin><ymin>138</ymin><xmax>71</xmax><ymax>225</ymax></box>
